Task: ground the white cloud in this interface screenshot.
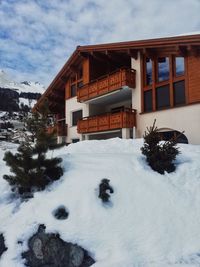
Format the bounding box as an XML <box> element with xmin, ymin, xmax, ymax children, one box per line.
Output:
<box><xmin>0</xmin><ymin>0</ymin><xmax>200</xmax><ymax>86</ymax></box>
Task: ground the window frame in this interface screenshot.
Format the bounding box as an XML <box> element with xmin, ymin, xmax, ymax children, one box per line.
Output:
<box><xmin>69</xmin><ymin>66</ymin><xmax>83</xmax><ymax>98</ymax></box>
<box><xmin>156</xmin><ymin>56</ymin><xmax>170</xmax><ymax>83</ymax></box>
<box><xmin>174</xmin><ymin>56</ymin><xmax>185</xmax><ymax>78</ymax></box>
<box><xmin>71</xmin><ymin>109</ymin><xmax>83</xmax><ymax>127</ymax></box>
<box><xmin>142</xmin><ymin>54</ymin><xmax>187</xmax><ymax>113</ymax></box>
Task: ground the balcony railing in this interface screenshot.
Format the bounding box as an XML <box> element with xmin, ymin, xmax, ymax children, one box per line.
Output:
<box><xmin>46</xmin><ymin>120</ymin><xmax>67</xmax><ymax>137</ymax></box>
<box><xmin>77</xmin><ymin>67</ymin><xmax>136</xmax><ymax>102</ymax></box>
<box><xmin>77</xmin><ymin>108</ymin><xmax>136</xmax><ymax>134</ymax></box>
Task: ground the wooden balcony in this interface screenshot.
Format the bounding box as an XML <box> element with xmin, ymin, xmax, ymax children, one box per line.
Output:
<box><xmin>77</xmin><ymin>67</ymin><xmax>136</xmax><ymax>102</ymax></box>
<box><xmin>46</xmin><ymin>120</ymin><xmax>67</xmax><ymax>136</ymax></box>
<box><xmin>77</xmin><ymin>108</ymin><xmax>136</xmax><ymax>134</ymax></box>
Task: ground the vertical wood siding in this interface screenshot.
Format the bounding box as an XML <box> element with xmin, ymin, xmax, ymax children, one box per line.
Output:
<box><xmin>187</xmin><ymin>56</ymin><xmax>200</xmax><ymax>103</ymax></box>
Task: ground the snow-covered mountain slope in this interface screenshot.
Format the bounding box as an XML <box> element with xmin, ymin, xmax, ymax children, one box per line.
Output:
<box><xmin>0</xmin><ymin>69</ymin><xmax>45</xmax><ymax>94</ymax></box>
<box><xmin>0</xmin><ymin>138</ymin><xmax>200</xmax><ymax>267</ymax></box>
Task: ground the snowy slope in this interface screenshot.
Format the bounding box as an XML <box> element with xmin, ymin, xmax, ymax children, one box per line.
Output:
<box><xmin>0</xmin><ymin>70</ymin><xmax>45</xmax><ymax>94</ymax></box>
<box><xmin>0</xmin><ymin>139</ymin><xmax>200</xmax><ymax>267</ymax></box>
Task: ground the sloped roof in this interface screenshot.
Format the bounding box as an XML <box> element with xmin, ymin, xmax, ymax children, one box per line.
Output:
<box><xmin>34</xmin><ymin>33</ymin><xmax>200</xmax><ymax>112</ymax></box>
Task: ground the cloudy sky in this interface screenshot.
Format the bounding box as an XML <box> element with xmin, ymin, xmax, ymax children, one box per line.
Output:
<box><xmin>0</xmin><ymin>0</ymin><xmax>200</xmax><ymax>87</ymax></box>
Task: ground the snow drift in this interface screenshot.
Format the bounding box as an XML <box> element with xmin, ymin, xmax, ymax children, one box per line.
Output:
<box><xmin>0</xmin><ymin>138</ymin><xmax>200</xmax><ymax>267</ymax></box>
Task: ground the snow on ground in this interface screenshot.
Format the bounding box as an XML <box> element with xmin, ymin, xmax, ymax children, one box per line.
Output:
<box><xmin>0</xmin><ymin>138</ymin><xmax>200</xmax><ymax>267</ymax></box>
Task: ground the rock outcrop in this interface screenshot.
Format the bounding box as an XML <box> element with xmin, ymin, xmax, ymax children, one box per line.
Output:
<box><xmin>0</xmin><ymin>234</ymin><xmax>7</xmax><ymax>258</ymax></box>
<box><xmin>22</xmin><ymin>225</ymin><xmax>95</xmax><ymax>267</ymax></box>
<box><xmin>53</xmin><ymin>206</ymin><xmax>69</xmax><ymax>220</ymax></box>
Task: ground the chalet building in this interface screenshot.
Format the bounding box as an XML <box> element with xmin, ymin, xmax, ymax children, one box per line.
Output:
<box><xmin>34</xmin><ymin>34</ymin><xmax>200</xmax><ymax>144</ymax></box>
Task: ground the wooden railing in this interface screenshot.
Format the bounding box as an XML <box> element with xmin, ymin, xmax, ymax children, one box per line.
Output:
<box><xmin>46</xmin><ymin>120</ymin><xmax>67</xmax><ymax>136</ymax></box>
<box><xmin>77</xmin><ymin>108</ymin><xmax>136</xmax><ymax>134</ymax></box>
<box><xmin>77</xmin><ymin>67</ymin><xmax>136</xmax><ymax>102</ymax></box>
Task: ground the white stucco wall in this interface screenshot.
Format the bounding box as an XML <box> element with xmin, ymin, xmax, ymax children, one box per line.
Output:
<box><xmin>65</xmin><ymin>97</ymin><xmax>88</xmax><ymax>143</ymax></box>
<box><xmin>137</xmin><ymin>104</ymin><xmax>200</xmax><ymax>144</ymax></box>
<box><xmin>131</xmin><ymin>55</ymin><xmax>200</xmax><ymax>144</ymax></box>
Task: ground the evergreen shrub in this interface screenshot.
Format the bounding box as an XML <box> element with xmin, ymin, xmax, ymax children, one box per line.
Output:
<box><xmin>3</xmin><ymin>100</ymin><xmax>63</xmax><ymax>197</ymax></box>
<box><xmin>141</xmin><ymin>120</ymin><xmax>180</xmax><ymax>174</ymax></box>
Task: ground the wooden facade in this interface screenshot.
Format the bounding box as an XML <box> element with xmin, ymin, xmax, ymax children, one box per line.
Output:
<box><xmin>187</xmin><ymin>56</ymin><xmax>200</xmax><ymax>103</ymax></box>
<box><xmin>77</xmin><ymin>108</ymin><xmax>136</xmax><ymax>134</ymax></box>
<box><xmin>33</xmin><ymin>34</ymin><xmax>200</xmax><ymax>143</ymax></box>
<box><xmin>46</xmin><ymin>121</ymin><xmax>67</xmax><ymax>137</ymax></box>
<box><xmin>77</xmin><ymin>67</ymin><xmax>135</xmax><ymax>102</ymax></box>
<box><xmin>140</xmin><ymin>52</ymin><xmax>200</xmax><ymax>113</ymax></box>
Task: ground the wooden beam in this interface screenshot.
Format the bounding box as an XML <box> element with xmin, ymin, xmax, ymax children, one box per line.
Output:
<box><xmin>89</xmin><ymin>51</ymin><xmax>108</xmax><ymax>62</ymax></box>
<box><xmin>49</xmin><ymin>102</ymin><xmax>65</xmax><ymax>112</ymax></box>
<box><xmin>142</xmin><ymin>48</ymin><xmax>157</xmax><ymax>59</ymax></box>
<box><xmin>48</xmin><ymin>95</ymin><xmax>65</xmax><ymax>105</ymax></box>
<box><xmin>187</xmin><ymin>45</ymin><xmax>200</xmax><ymax>56</ymax></box>
<box><xmin>102</xmin><ymin>51</ymin><xmax>129</xmax><ymax>65</ymax></box>
<box><xmin>60</xmin><ymin>75</ymin><xmax>68</xmax><ymax>82</ymax></box>
<box><xmin>79</xmin><ymin>52</ymin><xmax>89</xmax><ymax>58</ymax></box>
<box><xmin>126</xmin><ymin>49</ymin><xmax>138</xmax><ymax>59</ymax></box>
<box><xmin>69</xmin><ymin>65</ymin><xmax>77</xmax><ymax>73</ymax></box>
<box><xmin>50</xmin><ymin>91</ymin><xmax>64</xmax><ymax>100</ymax></box>
<box><xmin>176</xmin><ymin>45</ymin><xmax>188</xmax><ymax>56</ymax></box>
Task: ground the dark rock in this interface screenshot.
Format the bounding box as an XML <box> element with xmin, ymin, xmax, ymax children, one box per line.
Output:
<box><xmin>53</xmin><ymin>206</ymin><xmax>69</xmax><ymax>220</ymax></box>
<box><xmin>22</xmin><ymin>225</ymin><xmax>95</xmax><ymax>267</ymax></box>
<box><xmin>0</xmin><ymin>233</ymin><xmax>7</xmax><ymax>258</ymax></box>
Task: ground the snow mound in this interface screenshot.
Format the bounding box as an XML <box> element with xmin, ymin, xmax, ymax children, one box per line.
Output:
<box><xmin>0</xmin><ymin>138</ymin><xmax>200</xmax><ymax>267</ymax></box>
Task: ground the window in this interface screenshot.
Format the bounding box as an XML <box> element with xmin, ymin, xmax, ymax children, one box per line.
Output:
<box><xmin>174</xmin><ymin>80</ymin><xmax>185</xmax><ymax>106</ymax></box>
<box><xmin>145</xmin><ymin>58</ymin><xmax>153</xmax><ymax>85</ymax></box>
<box><xmin>70</xmin><ymin>84</ymin><xmax>76</xmax><ymax>97</ymax></box>
<box><xmin>158</xmin><ymin>130</ymin><xmax>188</xmax><ymax>144</ymax></box>
<box><xmin>144</xmin><ymin>90</ymin><xmax>153</xmax><ymax>112</ymax></box>
<box><xmin>69</xmin><ymin>65</ymin><xmax>83</xmax><ymax>98</ymax></box>
<box><xmin>72</xmin><ymin>110</ymin><xmax>82</xmax><ymax>126</ymax></box>
<box><xmin>158</xmin><ymin>57</ymin><xmax>169</xmax><ymax>82</ymax></box>
<box><xmin>175</xmin><ymin>57</ymin><xmax>185</xmax><ymax>76</ymax></box>
<box><xmin>156</xmin><ymin>85</ymin><xmax>170</xmax><ymax>109</ymax></box>
<box><xmin>142</xmin><ymin>55</ymin><xmax>186</xmax><ymax>112</ymax></box>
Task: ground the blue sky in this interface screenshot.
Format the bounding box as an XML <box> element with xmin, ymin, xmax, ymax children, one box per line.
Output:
<box><xmin>0</xmin><ymin>0</ymin><xmax>200</xmax><ymax>87</ymax></box>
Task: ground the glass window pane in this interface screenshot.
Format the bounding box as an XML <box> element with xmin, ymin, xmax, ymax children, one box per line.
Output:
<box><xmin>146</xmin><ymin>58</ymin><xmax>152</xmax><ymax>85</ymax></box>
<box><xmin>156</xmin><ymin>85</ymin><xmax>170</xmax><ymax>109</ymax></box>
<box><xmin>70</xmin><ymin>84</ymin><xmax>76</xmax><ymax>97</ymax></box>
<box><xmin>144</xmin><ymin>90</ymin><xmax>153</xmax><ymax>112</ymax></box>
<box><xmin>158</xmin><ymin>57</ymin><xmax>169</xmax><ymax>82</ymax></box>
<box><xmin>175</xmin><ymin>57</ymin><xmax>185</xmax><ymax>76</ymax></box>
<box><xmin>174</xmin><ymin>80</ymin><xmax>185</xmax><ymax>106</ymax></box>
<box><xmin>72</xmin><ymin>110</ymin><xmax>82</xmax><ymax>126</ymax></box>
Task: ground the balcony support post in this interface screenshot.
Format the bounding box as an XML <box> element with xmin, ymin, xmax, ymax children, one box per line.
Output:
<box><xmin>80</xmin><ymin>134</ymin><xmax>89</xmax><ymax>141</ymax></box>
<box><xmin>122</xmin><ymin>128</ymin><xmax>130</xmax><ymax>139</ymax></box>
<box><xmin>132</xmin><ymin>126</ymin><xmax>136</xmax><ymax>139</ymax></box>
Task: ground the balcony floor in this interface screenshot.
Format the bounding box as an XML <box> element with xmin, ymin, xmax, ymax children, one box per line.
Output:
<box><xmin>84</xmin><ymin>86</ymin><xmax>132</xmax><ymax>105</ymax></box>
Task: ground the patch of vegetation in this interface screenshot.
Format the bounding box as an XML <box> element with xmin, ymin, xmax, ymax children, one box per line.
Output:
<box><xmin>141</xmin><ymin>120</ymin><xmax>180</xmax><ymax>174</ymax></box>
<box><xmin>3</xmin><ymin>101</ymin><xmax>63</xmax><ymax>198</ymax></box>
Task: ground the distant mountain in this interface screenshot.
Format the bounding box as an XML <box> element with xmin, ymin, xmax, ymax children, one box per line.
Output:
<box><xmin>0</xmin><ymin>69</ymin><xmax>45</xmax><ymax>94</ymax></box>
<box><xmin>0</xmin><ymin>70</ymin><xmax>45</xmax><ymax>112</ymax></box>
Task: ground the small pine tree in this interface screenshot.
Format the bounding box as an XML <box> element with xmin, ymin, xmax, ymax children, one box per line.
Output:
<box><xmin>98</xmin><ymin>179</ymin><xmax>114</xmax><ymax>202</ymax></box>
<box><xmin>141</xmin><ymin>120</ymin><xmax>180</xmax><ymax>174</ymax></box>
<box><xmin>3</xmin><ymin>100</ymin><xmax>63</xmax><ymax>197</ymax></box>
